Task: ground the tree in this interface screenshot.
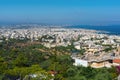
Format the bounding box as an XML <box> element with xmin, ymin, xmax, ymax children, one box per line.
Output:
<box><xmin>13</xmin><ymin>54</ymin><xmax>29</xmax><ymax>67</ymax></box>
<box><xmin>66</xmin><ymin>67</ymin><xmax>76</xmax><ymax>77</ymax></box>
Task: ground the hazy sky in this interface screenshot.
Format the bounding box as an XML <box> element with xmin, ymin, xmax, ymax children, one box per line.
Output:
<box><xmin>0</xmin><ymin>0</ymin><xmax>120</xmax><ymax>25</ymax></box>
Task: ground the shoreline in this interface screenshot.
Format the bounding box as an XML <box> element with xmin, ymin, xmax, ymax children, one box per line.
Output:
<box><xmin>0</xmin><ymin>25</ymin><xmax>120</xmax><ymax>37</ymax></box>
<box><xmin>63</xmin><ymin>26</ymin><xmax>120</xmax><ymax>36</ymax></box>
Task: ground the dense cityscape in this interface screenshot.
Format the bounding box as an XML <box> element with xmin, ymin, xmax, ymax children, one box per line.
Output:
<box><xmin>0</xmin><ymin>25</ymin><xmax>120</xmax><ymax>80</ymax></box>
<box><xmin>1</xmin><ymin>0</ymin><xmax>120</xmax><ymax>80</ymax></box>
<box><xmin>0</xmin><ymin>26</ymin><xmax>120</xmax><ymax>68</ymax></box>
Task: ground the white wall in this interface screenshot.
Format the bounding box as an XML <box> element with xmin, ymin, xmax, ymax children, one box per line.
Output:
<box><xmin>72</xmin><ymin>57</ymin><xmax>88</xmax><ymax>67</ymax></box>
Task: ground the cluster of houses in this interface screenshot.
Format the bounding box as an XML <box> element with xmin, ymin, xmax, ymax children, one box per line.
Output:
<box><xmin>72</xmin><ymin>47</ymin><xmax>120</xmax><ymax>68</ymax></box>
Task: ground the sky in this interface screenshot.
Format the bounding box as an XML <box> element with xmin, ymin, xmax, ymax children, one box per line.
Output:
<box><xmin>0</xmin><ymin>0</ymin><xmax>120</xmax><ymax>25</ymax></box>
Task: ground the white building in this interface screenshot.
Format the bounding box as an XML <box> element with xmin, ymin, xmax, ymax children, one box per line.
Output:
<box><xmin>72</xmin><ymin>57</ymin><xmax>88</xmax><ymax>67</ymax></box>
<box><xmin>74</xmin><ymin>42</ymin><xmax>81</xmax><ymax>50</ymax></box>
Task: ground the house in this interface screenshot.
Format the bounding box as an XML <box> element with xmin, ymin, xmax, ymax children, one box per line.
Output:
<box><xmin>49</xmin><ymin>70</ymin><xmax>57</xmax><ymax>76</ymax></box>
<box><xmin>113</xmin><ymin>59</ymin><xmax>120</xmax><ymax>66</ymax></box>
<box><xmin>87</xmin><ymin>48</ymin><xmax>98</xmax><ymax>54</ymax></box>
<box><xmin>72</xmin><ymin>57</ymin><xmax>88</xmax><ymax>67</ymax></box>
<box><xmin>89</xmin><ymin>59</ymin><xmax>113</xmax><ymax>68</ymax></box>
<box><xmin>74</xmin><ymin>42</ymin><xmax>81</xmax><ymax>50</ymax></box>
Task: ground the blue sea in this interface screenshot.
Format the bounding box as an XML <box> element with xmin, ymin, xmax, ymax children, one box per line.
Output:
<box><xmin>65</xmin><ymin>25</ymin><xmax>120</xmax><ymax>36</ymax></box>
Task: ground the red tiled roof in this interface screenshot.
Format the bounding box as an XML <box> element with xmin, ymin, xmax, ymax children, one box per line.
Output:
<box><xmin>49</xmin><ymin>70</ymin><xmax>57</xmax><ymax>75</ymax></box>
<box><xmin>113</xmin><ymin>59</ymin><xmax>120</xmax><ymax>63</ymax></box>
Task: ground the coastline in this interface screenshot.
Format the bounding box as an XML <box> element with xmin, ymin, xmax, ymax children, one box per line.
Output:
<box><xmin>63</xmin><ymin>25</ymin><xmax>120</xmax><ymax>36</ymax></box>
